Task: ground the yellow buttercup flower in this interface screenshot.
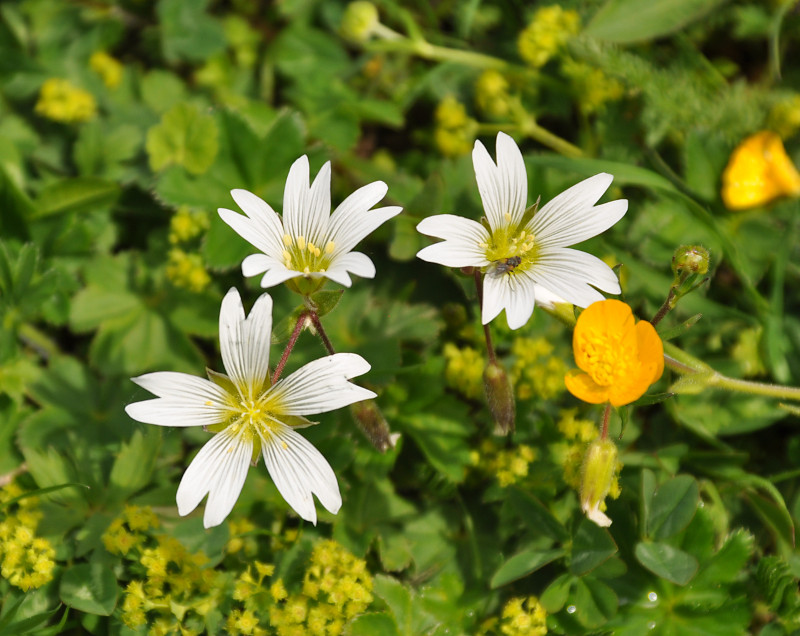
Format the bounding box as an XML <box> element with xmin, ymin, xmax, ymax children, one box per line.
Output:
<box><xmin>565</xmin><ymin>299</ymin><xmax>663</xmax><ymax>407</ymax></box>
<box><xmin>89</xmin><ymin>51</ymin><xmax>123</xmax><ymax>88</ymax></box>
<box><xmin>721</xmin><ymin>131</ymin><xmax>800</xmax><ymax>210</ymax></box>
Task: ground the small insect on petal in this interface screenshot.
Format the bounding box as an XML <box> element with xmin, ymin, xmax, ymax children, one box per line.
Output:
<box><xmin>491</xmin><ymin>256</ymin><xmax>522</xmax><ymax>275</ymax></box>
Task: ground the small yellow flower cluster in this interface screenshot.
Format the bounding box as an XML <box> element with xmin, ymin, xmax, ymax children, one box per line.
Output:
<box><xmin>269</xmin><ymin>540</ymin><xmax>373</xmax><ymax>636</ymax></box>
<box><xmin>470</xmin><ymin>439</ymin><xmax>537</xmax><ymax>488</ymax></box>
<box><xmin>768</xmin><ymin>95</ymin><xmax>800</xmax><ymax>140</ymax></box>
<box><xmin>0</xmin><ymin>482</ymin><xmax>56</xmax><ymax>592</ymax></box>
<box><xmin>169</xmin><ymin>207</ymin><xmax>211</xmax><ymax>244</ymax></box>
<box><xmin>500</xmin><ymin>596</ymin><xmax>547</xmax><ymax>636</ymax></box>
<box><xmin>517</xmin><ymin>6</ymin><xmax>580</xmax><ymax>69</ymax></box>
<box><xmin>510</xmin><ymin>337</ymin><xmax>568</xmax><ymax>401</ymax></box>
<box><xmin>556</xmin><ymin>408</ymin><xmax>598</xmax><ymax>491</ymax></box>
<box><xmin>89</xmin><ymin>51</ymin><xmax>123</xmax><ymax>89</ymax></box>
<box><xmin>474</xmin><ymin>70</ymin><xmax>512</xmax><ymax>119</ymax></box>
<box><xmin>167</xmin><ymin>249</ymin><xmax>212</xmax><ymax>293</ymax></box>
<box><xmin>166</xmin><ymin>208</ymin><xmax>212</xmax><ymax>292</ymax></box>
<box><xmin>103</xmin><ymin>506</ymin><xmax>222</xmax><ymax>632</ymax></box>
<box><xmin>35</xmin><ymin>78</ymin><xmax>97</xmax><ymax>123</ymax></box>
<box><xmin>226</xmin><ymin>561</ymin><xmax>275</xmax><ymax>635</ymax></box>
<box><xmin>226</xmin><ymin>518</ymin><xmax>258</xmax><ymax>556</ymax></box>
<box><xmin>444</xmin><ymin>343</ymin><xmax>485</xmax><ymax>400</ymax></box>
<box><xmin>434</xmin><ymin>96</ymin><xmax>477</xmax><ymax>157</ymax></box>
<box><xmin>561</xmin><ymin>58</ymin><xmax>624</xmax><ymax>115</ymax></box>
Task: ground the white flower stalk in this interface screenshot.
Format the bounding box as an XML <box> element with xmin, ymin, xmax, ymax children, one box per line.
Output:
<box><xmin>124</xmin><ymin>288</ymin><xmax>375</xmax><ymax>528</ymax></box>
<box><xmin>219</xmin><ymin>156</ymin><xmax>402</xmax><ymax>294</ymax></box>
<box><xmin>416</xmin><ymin>132</ymin><xmax>627</xmax><ymax>329</ymax></box>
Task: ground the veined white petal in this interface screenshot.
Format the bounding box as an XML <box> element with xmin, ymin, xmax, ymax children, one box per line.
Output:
<box><xmin>267</xmin><ymin>353</ymin><xmax>376</xmax><ymax>416</ymax></box>
<box><xmin>529</xmin><ymin>173</ymin><xmax>622</xmax><ymax>246</ymax></box>
<box><xmin>531</xmin><ymin>284</ymin><xmax>569</xmax><ymax>311</ymax></box>
<box><xmin>218</xmin><ymin>208</ymin><xmax>281</xmax><ymax>257</ymax></box>
<box><xmin>531</xmin><ymin>247</ymin><xmax>620</xmax><ymax>307</ymax></box>
<box><xmin>327</xmin><ymin>181</ymin><xmax>389</xmax><ymax>248</ymax></box>
<box><xmin>322</xmin><ymin>267</ymin><xmax>352</xmax><ymax>287</ymax></box>
<box><xmin>329</xmin><ymin>205</ymin><xmax>402</xmax><ymax>256</ymax></box>
<box><xmin>126</xmin><ymin>372</ymin><xmax>229</xmax><ymax>427</ymax></box>
<box><xmin>306</xmin><ymin>161</ymin><xmax>332</xmax><ymax>247</ymax></box>
<box><xmin>283</xmin><ymin>155</ymin><xmax>311</xmax><ymax>240</ymax></box>
<box><xmin>176</xmin><ymin>430</ymin><xmax>252</xmax><ymax>528</ymax></box>
<box><xmin>416</xmin><ymin>215</ymin><xmax>490</xmax><ymax>268</ymax></box>
<box><xmin>261</xmin><ymin>424</ymin><xmax>342</xmax><ymax>524</ymax></box>
<box><xmin>473</xmin><ymin>132</ymin><xmax>527</xmax><ymax>232</ymax></box>
<box><xmin>481</xmin><ymin>272</ymin><xmax>535</xmax><ymax>329</ymax></box>
<box><xmin>326</xmin><ymin>252</ymin><xmax>375</xmax><ymax>278</ymax></box>
<box><xmin>219</xmin><ymin>288</ymin><xmax>273</xmax><ymax>398</ymax></box>
<box><xmin>226</xmin><ymin>189</ymin><xmax>287</xmax><ymax>256</ymax></box>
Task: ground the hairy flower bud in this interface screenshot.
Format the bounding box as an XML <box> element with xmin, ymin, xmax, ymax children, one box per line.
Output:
<box><xmin>350</xmin><ymin>400</ymin><xmax>398</xmax><ymax>452</ymax></box>
<box><xmin>580</xmin><ymin>438</ymin><xmax>619</xmax><ymax>527</ymax></box>
<box><xmin>672</xmin><ymin>245</ymin><xmax>710</xmax><ymax>276</ymax></box>
<box><xmin>483</xmin><ymin>360</ymin><xmax>516</xmax><ymax>435</ymax></box>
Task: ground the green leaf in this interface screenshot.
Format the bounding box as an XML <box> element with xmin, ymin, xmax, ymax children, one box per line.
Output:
<box><xmin>0</xmin><ymin>166</ymin><xmax>34</xmax><ymax>240</ymax></box>
<box><xmin>570</xmin><ymin>577</ymin><xmax>618</xmax><ymax>629</ymax></box>
<box><xmin>146</xmin><ymin>104</ymin><xmax>219</xmax><ymax>175</ymax></box>
<box><xmin>399</xmin><ymin>413</ymin><xmax>471</xmax><ymax>483</ymax></box>
<box><xmin>107</xmin><ymin>429</ymin><xmax>161</xmax><ymax>502</ymax></box>
<box><xmin>59</xmin><ymin>562</ymin><xmax>118</xmax><ymax>616</ymax></box>
<box><xmin>570</xmin><ymin>519</ymin><xmax>618</xmax><ymax>576</ymax></box>
<box><xmin>34</xmin><ymin>178</ymin><xmax>120</xmax><ymax>218</ymax></box>
<box><xmin>540</xmin><ymin>573</ymin><xmax>573</xmax><ymax>613</ymax></box>
<box><xmin>635</xmin><ymin>542</ymin><xmax>699</xmax><ymax>585</ymax></box>
<box><xmin>491</xmin><ymin>548</ymin><xmax>565</xmax><ymax>588</ymax></box>
<box><xmin>647</xmin><ymin>475</ymin><xmax>699</xmax><ymax>539</ymax></box>
<box><xmin>310</xmin><ymin>290</ymin><xmax>344</xmax><ymax>317</ymax></box>
<box><xmin>157</xmin><ymin>0</ymin><xmax>225</xmax><ymax>63</ymax></box>
<box><xmin>585</xmin><ymin>0</ymin><xmax>729</xmax><ymax>44</ymax></box>
<box><xmin>346</xmin><ymin>613</ymin><xmax>401</xmax><ymax>636</ymax></box>
<box><xmin>141</xmin><ymin>70</ymin><xmax>189</xmax><ymax>114</ymax></box>
<box><xmin>507</xmin><ymin>488</ymin><xmax>570</xmax><ymax>542</ymax></box>
<box><xmin>692</xmin><ymin>529</ymin><xmax>754</xmax><ymax>587</ymax></box>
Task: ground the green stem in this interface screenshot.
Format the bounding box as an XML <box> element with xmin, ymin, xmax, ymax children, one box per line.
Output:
<box><xmin>272</xmin><ymin>313</ymin><xmax>306</xmax><ymax>383</ymax></box>
<box><xmin>366</xmin><ymin>35</ymin><xmax>511</xmax><ymax>70</ymax></box>
<box><xmin>524</xmin><ymin>121</ymin><xmax>584</xmax><ymax>158</ymax></box>
<box><xmin>18</xmin><ymin>323</ymin><xmax>61</xmax><ymax>359</ymax></box>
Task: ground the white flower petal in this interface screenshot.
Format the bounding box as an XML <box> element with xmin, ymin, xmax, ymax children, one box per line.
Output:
<box><xmin>241</xmin><ymin>253</ymin><xmax>271</xmax><ymax>277</ymax></box>
<box><xmin>322</xmin><ymin>267</ymin><xmax>352</xmax><ymax>287</ymax></box>
<box><xmin>283</xmin><ymin>155</ymin><xmax>311</xmax><ymax>240</ymax></box>
<box><xmin>481</xmin><ymin>272</ymin><xmax>535</xmax><ymax>329</ymax></box>
<box><xmin>532</xmin><ymin>247</ymin><xmax>620</xmax><ymax>307</ymax></box>
<box><xmin>327</xmin><ymin>181</ymin><xmax>389</xmax><ymax>249</ymax></box>
<box><xmin>126</xmin><ymin>372</ymin><xmax>229</xmax><ymax>427</ymax></box>
<box><xmin>261</xmin><ymin>424</ymin><xmax>342</xmax><ymax>524</ymax></box>
<box><xmin>473</xmin><ymin>132</ymin><xmax>527</xmax><ymax>232</ymax></box>
<box><xmin>219</xmin><ymin>288</ymin><xmax>273</xmax><ymax>396</ymax></box>
<box><xmin>529</xmin><ymin>174</ymin><xmax>625</xmax><ymax>247</ymax></box>
<box><xmin>329</xmin><ymin>251</ymin><xmax>375</xmax><ymax>280</ymax></box>
<box><xmin>583</xmin><ymin>500</ymin><xmax>612</xmax><ymax>527</ymax></box>
<box><xmin>176</xmin><ymin>430</ymin><xmax>252</xmax><ymax>528</ymax></box>
<box><xmin>531</xmin><ymin>284</ymin><xmax>569</xmax><ymax>311</ymax></box>
<box><xmin>267</xmin><ymin>353</ymin><xmax>376</xmax><ymax>416</ymax></box>
<box><xmin>223</xmin><ymin>189</ymin><xmax>286</xmax><ymax>256</ymax></box>
<box><xmin>416</xmin><ymin>215</ymin><xmax>490</xmax><ymax>267</ymax></box>
<box><xmin>306</xmin><ymin>161</ymin><xmax>332</xmax><ymax>247</ymax></box>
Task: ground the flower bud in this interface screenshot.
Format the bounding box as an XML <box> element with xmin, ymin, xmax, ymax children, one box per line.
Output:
<box><xmin>580</xmin><ymin>438</ymin><xmax>619</xmax><ymax>527</ymax></box>
<box><xmin>483</xmin><ymin>360</ymin><xmax>516</xmax><ymax>435</ymax></box>
<box><xmin>340</xmin><ymin>2</ymin><xmax>379</xmax><ymax>43</ymax></box>
<box><xmin>350</xmin><ymin>400</ymin><xmax>398</xmax><ymax>453</ymax></box>
<box><xmin>671</xmin><ymin>245</ymin><xmax>709</xmax><ymax>276</ymax></box>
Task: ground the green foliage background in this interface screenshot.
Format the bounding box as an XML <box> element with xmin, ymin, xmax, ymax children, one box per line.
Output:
<box><xmin>1</xmin><ymin>0</ymin><xmax>800</xmax><ymax>634</ymax></box>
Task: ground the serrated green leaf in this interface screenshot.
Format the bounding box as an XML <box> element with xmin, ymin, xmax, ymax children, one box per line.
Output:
<box><xmin>146</xmin><ymin>104</ymin><xmax>219</xmax><ymax>175</ymax></box>
<box><xmin>346</xmin><ymin>613</ymin><xmax>401</xmax><ymax>636</ymax></box>
<box><xmin>647</xmin><ymin>475</ymin><xmax>699</xmax><ymax>539</ymax></box>
<box><xmin>635</xmin><ymin>542</ymin><xmax>698</xmax><ymax>585</ymax></box>
<box><xmin>570</xmin><ymin>519</ymin><xmax>618</xmax><ymax>576</ymax></box>
<box><xmin>58</xmin><ymin>562</ymin><xmax>118</xmax><ymax>616</ymax></box>
<box><xmin>585</xmin><ymin>0</ymin><xmax>728</xmax><ymax>44</ymax></box>
<box><xmin>692</xmin><ymin>530</ymin><xmax>754</xmax><ymax>587</ymax></box>
<box><xmin>491</xmin><ymin>548</ymin><xmax>564</xmax><ymax>588</ymax></box>
<box><xmin>107</xmin><ymin>429</ymin><xmax>161</xmax><ymax>503</ymax></box>
<box><xmin>157</xmin><ymin>0</ymin><xmax>225</xmax><ymax>63</ymax></box>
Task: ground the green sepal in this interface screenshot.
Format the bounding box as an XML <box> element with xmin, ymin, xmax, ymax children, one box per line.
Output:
<box><xmin>206</xmin><ymin>368</ymin><xmax>237</xmax><ymax>395</ymax></box>
<box><xmin>518</xmin><ymin>195</ymin><xmax>541</xmax><ymax>228</ymax></box>
<box><xmin>307</xmin><ymin>289</ymin><xmax>344</xmax><ymax>317</ymax></box>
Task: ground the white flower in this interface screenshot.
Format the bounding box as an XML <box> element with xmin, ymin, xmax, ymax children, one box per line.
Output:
<box><xmin>218</xmin><ymin>156</ymin><xmax>402</xmax><ymax>292</ymax></box>
<box><xmin>416</xmin><ymin>132</ymin><xmax>627</xmax><ymax>329</ymax></box>
<box><xmin>583</xmin><ymin>500</ymin><xmax>613</xmax><ymax>527</ymax></box>
<box><xmin>124</xmin><ymin>288</ymin><xmax>375</xmax><ymax>528</ymax></box>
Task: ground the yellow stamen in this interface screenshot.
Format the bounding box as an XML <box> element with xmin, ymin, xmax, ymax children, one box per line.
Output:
<box><xmin>296</xmin><ymin>236</ymin><xmax>306</xmax><ymax>250</ymax></box>
<box><xmin>283</xmin><ymin>234</ymin><xmax>292</xmax><ymax>247</ymax></box>
<box><xmin>308</xmin><ymin>242</ymin><xmax>316</xmax><ymax>253</ymax></box>
<box><xmin>325</xmin><ymin>241</ymin><xmax>335</xmax><ymax>254</ymax></box>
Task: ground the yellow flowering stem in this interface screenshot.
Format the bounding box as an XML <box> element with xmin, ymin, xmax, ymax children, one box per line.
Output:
<box><xmin>271</xmin><ymin>313</ymin><xmax>307</xmax><ymax>383</ymax></box>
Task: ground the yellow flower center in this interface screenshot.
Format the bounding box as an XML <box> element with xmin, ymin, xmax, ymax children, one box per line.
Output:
<box><xmin>577</xmin><ymin>328</ymin><xmax>635</xmax><ymax>387</ymax></box>
<box><xmin>282</xmin><ymin>234</ymin><xmax>336</xmax><ymax>275</ymax></box>
<box><xmin>211</xmin><ymin>393</ymin><xmax>290</xmax><ymax>460</ymax></box>
<box><xmin>482</xmin><ymin>225</ymin><xmax>537</xmax><ymax>273</ymax></box>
